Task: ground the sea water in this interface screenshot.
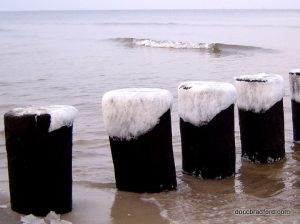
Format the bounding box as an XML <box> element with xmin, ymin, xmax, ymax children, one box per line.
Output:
<box><xmin>0</xmin><ymin>10</ymin><xmax>300</xmax><ymax>223</ymax></box>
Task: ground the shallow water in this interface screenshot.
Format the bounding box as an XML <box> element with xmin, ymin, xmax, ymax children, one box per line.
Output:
<box><xmin>0</xmin><ymin>9</ymin><xmax>300</xmax><ymax>223</ymax></box>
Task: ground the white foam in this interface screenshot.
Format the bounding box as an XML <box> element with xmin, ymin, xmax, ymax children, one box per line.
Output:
<box><xmin>235</xmin><ymin>73</ymin><xmax>284</xmax><ymax>113</ymax></box>
<box><xmin>45</xmin><ymin>211</ymin><xmax>60</xmax><ymax>223</ymax></box>
<box><xmin>141</xmin><ymin>197</ymin><xmax>179</xmax><ymax>224</ymax></box>
<box><xmin>102</xmin><ymin>88</ymin><xmax>172</xmax><ymax>140</ymax></box>
<box><xmin>133</xmin><ymin>38</ymin><xmax>215</xmax><ymax>50</ymax></box>
<box><xmin>242</xmin><ymin>155</ymin><xmax>283</xmax><ymax>164</ymax></box>
<box><xmin>10</xmin><ymin>105</ymin><xmax>78</xmax><ymax>132</ymax></box>
<box><xmin>21</xmin><ymin>214</ymin><xmax>46</xmax><ymax>224</ymax></box>
<box><xmin>178</xmin><ymin>81</ymin><xmax>236</xmax><ymax>126</ymax></box>
<box><xmin>21</xmin><ymin>211</ymin><xmax>72</xmax><ymax>224</ymax></box>
<box><xmin>289</xmin><ymin>69</ymin><xmax>300</xmax><ymax>102</ymax></box>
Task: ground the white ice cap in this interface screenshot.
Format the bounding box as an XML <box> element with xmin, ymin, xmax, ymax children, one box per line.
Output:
<box><xmin>178</xmin><ymin>81</ymin><xmax>236</xmax><ymax>126</ymax></box>
<box><xmin>235</xmin><ymin>73</ymin><xmax>284</xmax><ymax>113</ymax></box>
<box><xmin>289</xmin><ymin>69</ymin><xmax>300</xmax><ymax>102</ymax></box>
<box><xmin>289</xmin><ymin>69</ymin><xmax>300</xmax><ymax>75</ymax></box>
<box><xmin>102</xmin><ymin>88</ymin><xmax>172</xmax><ymax>140</ymax></box>
<box><xmin>10</xmin><ymin>105</ymin><xmax>78</xmax><ymax>132</ymax></box>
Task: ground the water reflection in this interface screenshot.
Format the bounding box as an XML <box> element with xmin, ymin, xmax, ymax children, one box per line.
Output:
<box><xmin>154</xmin><ymin>174</ymin><xmax>236</xmax><ymax>223</ymax></box>
<box><xmin>238</xmin><ymin>160</ymin><xmax>285</xmax><ymax>198</ymax></box>
<box><xmin>110</xmin><ymin>175</ymin><xmax>236</xmax><ymax>224</ymax></box>
<box><xmin>180</xmin><ymin>174</ymin><xmax>235</xmax><ymax>196</ymax></box>
<box><xmin>291</xmin><ymin>144</ymin><xmax>300</xmax><ymax>189</ymax></box>
<box><xmin>110</xmin><ymin>191</ymin><xmax>169</xmax><ymax>224</ymax></box>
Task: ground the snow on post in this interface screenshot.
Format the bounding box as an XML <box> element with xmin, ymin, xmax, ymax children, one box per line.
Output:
<box><xmin>178</xmin><ymin>81</ymin><xmax>236</xmax><ymax>179</ymax></box>
<box><xmin>4</xmin><ymin>105</ymin><xmax>78</xmax><ymax>216</ymax></box>
<box><xmin>289</xmin><ymin>69</ymin><xmax>300</xmax><ymax>142</ymax></box>
<box><xmin>235</xmin><ymin>73</ymin><xmax>285</xmax><ymax>163</ymax></box>
<box><xmin>102</xmin><ymin>88</ymin><xmax>177</xmax><ymax>192</ymax></box>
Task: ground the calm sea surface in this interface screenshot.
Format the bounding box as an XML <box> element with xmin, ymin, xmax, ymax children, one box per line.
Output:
<box><xmin>0</xmin><ymin>10</ymin><xmax>300</xmax><ymax>223</ymax></box>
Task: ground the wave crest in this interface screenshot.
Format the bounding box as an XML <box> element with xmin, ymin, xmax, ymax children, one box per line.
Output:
<box><xmin>133</xmin><ymin>38</ymin><xmax>217</xmax><ymax>50</ymax></box>
<box><xmin>111</xmin><ymin>38</ymin><xmax>264</xmax><ymax>53</ymax></box>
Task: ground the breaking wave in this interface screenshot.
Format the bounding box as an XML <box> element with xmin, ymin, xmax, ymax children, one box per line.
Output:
<box><xmin>111</xmin><ymin>37</ymin><xmax>265</xmax><ymax>53</ymax></box>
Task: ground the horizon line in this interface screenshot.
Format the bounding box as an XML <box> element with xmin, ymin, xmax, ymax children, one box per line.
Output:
<box><xmin>1</xmin><ymin>8</ymin><xmax>300</xmax><ymax>13</ymax></box>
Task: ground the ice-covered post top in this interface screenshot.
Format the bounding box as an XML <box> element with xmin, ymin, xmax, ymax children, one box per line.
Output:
<box><xmin>235</xmin><ymin>73</ymin><xmax>284</xmax><ymax>113</ymax></box>
<box><xmin>102</xmin><ymin>88</ymin><xmax>173</xmax><ymax>140</ymax></box>
<box><xmin>289</xmin><ymin>69</ymin><xmax>300</xmax><ymax>103</ymax></box>
<box><xmin>178</xmin><ymin>81</ymin><xmax>237</xmax><ymax>126</ymax></box>
<box><xmin>7</xmin><ymin>105</ymin><xmax>78</xmax><ymax>132</ymax></box>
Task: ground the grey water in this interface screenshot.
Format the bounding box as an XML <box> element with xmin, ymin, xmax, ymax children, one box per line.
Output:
<box><xmin>0</xmin><ymin>10</ymin><xmax>300</xmax><ymax>223</ymax></box>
